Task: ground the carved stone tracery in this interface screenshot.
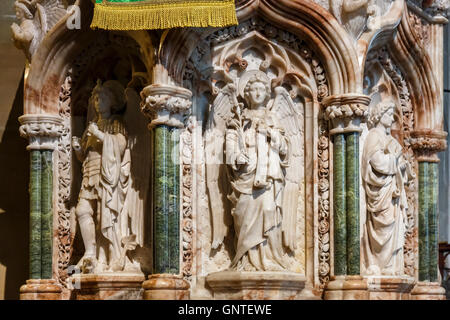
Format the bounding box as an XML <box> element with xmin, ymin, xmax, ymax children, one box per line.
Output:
<box><xmin>183</xmin><ymin>16</ymin><xmax>332</xmax><ymax>289</ymax></box>
<box><xmin>180</xmin><ymin>120</ymin><xmax>194</xmax><ymax>281</ymax></box>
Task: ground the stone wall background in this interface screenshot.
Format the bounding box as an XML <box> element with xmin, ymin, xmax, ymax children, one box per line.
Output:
<box><xmin>0</xmin><ymin>0</ymin><xmax>28</xmax><ymax>300</ymax></box>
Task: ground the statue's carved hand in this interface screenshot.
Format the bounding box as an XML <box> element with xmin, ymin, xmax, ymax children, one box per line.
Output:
<box><xmin>87</xmin><ymin>122</ymin><xmax>100</xmax><ymax>137</ymax></box>
<box><xmin>236</xmin><ymin>152</ymin><xmax>249</xmax><ymax>165</ymax></box>
<box><xmin>11</xmin><ymin>23</ymin><xmax>20</xmax><ymax>35</ymax></box>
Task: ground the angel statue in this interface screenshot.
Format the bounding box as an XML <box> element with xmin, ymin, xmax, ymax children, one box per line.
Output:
<box><xmin>362</xmin><ymin>100</ymin><xmax>414</xmax><ymax>276</ymax></box>
<box><xmin>11</xmin><ymin>0</ymin><xmax>67</xmax><ymax>59</ymax></box>
<box><xmin>205</xmin><ymin>70</ymin><xmax>303</xmax><ymax>272</ymax></box>
<box><xmin>72</xmin><ymin>79</ymin><xmax>151</xmax><ymax>274</ymax></box>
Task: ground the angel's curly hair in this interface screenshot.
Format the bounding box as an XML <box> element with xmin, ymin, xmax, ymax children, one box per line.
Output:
<box><xmin>368</xmin><ymin>100</ymin><xmax>395</xmax><ymax>128</ymax></box>
<box><xmin>243</xmin><ymin>73</ymin><xmax>271</xmax><ymax>104</ymax></box>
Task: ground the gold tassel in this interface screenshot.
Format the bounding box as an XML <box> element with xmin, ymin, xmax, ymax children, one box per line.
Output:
<box><xmin>91</xmin><ymin>0</ymin><xmax>238</xmax><ymax>30</ymax></box>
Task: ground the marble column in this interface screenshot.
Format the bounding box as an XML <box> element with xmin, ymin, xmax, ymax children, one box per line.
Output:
<box><xmin>411</xmin><ymin>130</ymin><xmax>447</xmax><ymax>300</ymax></box>
<box><xmin>322</xmin><ymin>94</ymin><xmax>370</xmax><ymax>300</ymax></box>
<box><xmin>18</xmin><ymin>114</ymin><xmax>63</xmax><ymax>300</ymax></box>
<box><xmin>140</xmin><ymin>82</ymin><xmax>192</xmax><ymax>300</ymax></box>
<box><xmin>333</xmin><ymin>134</ymin><xmax>346</xmax><ymax>276</ymax></box>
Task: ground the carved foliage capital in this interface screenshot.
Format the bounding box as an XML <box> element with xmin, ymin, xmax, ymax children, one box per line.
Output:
<box><xmin>19</xmin><ymin>114</ymin><xmax>64</xmax><ymax>150</ymax></box>
<box><xmin>410</xmin><ymin>130</ymin><xmax>448</xmax><ymax>162</ymax></box>
<box><xmin>322</xmin><ymin>94</ymin><xmax>371</xmax><ymax>135</ymax></box>
<box><xmin>141</xmin><ymin>84</ymin><xmax>192</xmax><ymax>129</ymax></box>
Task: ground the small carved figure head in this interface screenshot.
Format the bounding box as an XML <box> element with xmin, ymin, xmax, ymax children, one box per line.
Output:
<box><xmin>91</xmin><ymin>80</ymin><xmax>126</xmax><ymax>116</ymax></box>
<box><xmin>14</xmin><ymin>0</ymin><xmax>34</xmax><ymax>20</ymax></box>
<box><xmin>242</xmin><ymin>71</ymin><xmax>271</xmax><ymax>109</ymax></box>
<box><xmin>368</xmin><ymin>100</ymin><xmax>396</xmax><ymax>129</ymax></box>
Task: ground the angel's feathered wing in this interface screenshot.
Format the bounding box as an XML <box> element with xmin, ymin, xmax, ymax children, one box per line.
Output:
<box><xmin>272</xmin><ymin>87</ymin><xmax>303</xmax><ymax>252</ymax></box>
<box><xmin>122</xmin><ymin>87</ymin><xmax>151</xmax><ymax>247</ymax></box>
<box><xmin>35</xmin><ymin>0</ymin><xmax>67</xmax><ymax>33</ymax></box>
<box><xmin>205</xmin><ymin>84</ymin><xmax>237</xmax><ymax>249</ymax></box>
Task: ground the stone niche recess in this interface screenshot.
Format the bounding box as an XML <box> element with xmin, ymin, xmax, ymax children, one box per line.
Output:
<box><xmin>182</xmin><ymin>17</ymin><xmax>329</xmax><ymax>299</ymax></box>
<box><xmin>12</xmin><ymin>0</ymin><xmax>449</xmax><ymax>300</ymax></box>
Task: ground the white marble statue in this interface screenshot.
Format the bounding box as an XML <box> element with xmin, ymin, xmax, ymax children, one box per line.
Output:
<box><xmin>362</xmin><ymin>100</ymin><xmax>414</xmax><ymax>276</ymax></box>
<box><xmin>205</xmin><ymin>70</ymin><xmax>302</xmax><ymax>272</ymax></box>
<box><xmin>11</xmin><ymin>0</ymin><xmax>66</xmax><ymax>59</ymax></box>
<box><xmin>72</xmin><ymin>80</ymin><xmax>150</xmax><ymax>274</ymax></box>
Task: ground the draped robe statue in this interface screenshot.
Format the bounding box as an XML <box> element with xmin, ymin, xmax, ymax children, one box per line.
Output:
<box><xmin>362</xmin><ymin>101</ymin><xmax>414</xmax><ymax>276</ymax></box>
<box><xmin>206</xmin><ymin>70</ymin><xmax>302</xmax><ymax>272</ymax></box>
<box><xmin>73</xmin><ymin>80</ymin><xmax>149</xmax><ymax>274</ymax></box>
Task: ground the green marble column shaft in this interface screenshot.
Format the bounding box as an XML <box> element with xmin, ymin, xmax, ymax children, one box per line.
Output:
<box><xmin>345</xmin><ymin>132</ymin><xmax>360</xmax><ymax>275</ymax></box>
<box><xmin>428</xmin><ymin>162</ymin><xmax>439</xmax><ymax>282</ymax></box>
<box><xmin>40</xmin><ymin>150</ymin><xmax>53</xmax><ymax>279</ymax></box>
<box><xmin>333</xmin><ymin>134</ymin><xmax>347</xmax><ymax>275</ymax></box>
<box><xmin>418</xmin><ymin>162</ymin><xmax>430</xmax><ymax>281</ymax></box>
<box><xmin>169</xmin><ymin>129</ymin><xmax>180</xmax><ymax>274</ymax></box>
<box><xmin>153</xmin><ymin>125</ymin><xmax>181</xmax><ymax>274</ymax></box>
<box><xmin>29</xmin><ymin>150</ymin><xmax>42</xmax><ymax>279</ymax></box>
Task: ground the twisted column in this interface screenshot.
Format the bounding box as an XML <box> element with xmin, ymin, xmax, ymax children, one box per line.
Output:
<box><xmin>322</xmin><ymin>94</ymin><xmax>370</xmax><ymax>276</ymax></box>
<box><xmin>322</xmin><ymin>94</ymin><xmax>370</xmax><ymax>300</ymax></box>
<box><xmin>18</xmin><ymin>114</ymin><xmax>63</xmax><ymax>300</ymax></box>
<box><xmin>410</xmin><ymin>130</ymin><xmax>447</xmax><ymax>300</ymax></box>
<box><xmin>140</xmin><ymin>83</ymin><xmax>192</xmax><ymax>300</ymax></box>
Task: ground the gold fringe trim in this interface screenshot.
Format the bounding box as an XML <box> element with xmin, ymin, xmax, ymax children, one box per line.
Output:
<box><xmin>91</xmin><ymin>1</ymin><xmax>238</xmax><ymax>30</ymax></box>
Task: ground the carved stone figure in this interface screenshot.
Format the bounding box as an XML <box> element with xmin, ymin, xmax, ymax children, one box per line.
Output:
<box><xmin>206</xmin><ymin>70</ymin><xmax>302</xmax><ymax>272</ymax></box>
<box><xmin>362</xmin><ymin>101</ymin><xmax>414</xmax><ymax>276</ymax></box>
<box><xmin>72</xmin><ymin>80</ymin><xmax>150</xmax><ymax>274</ymax></box>
<box><xmin>11</xmin><ymin>0</ymin><xmax>66</xmax><ymax>59</ymax></box>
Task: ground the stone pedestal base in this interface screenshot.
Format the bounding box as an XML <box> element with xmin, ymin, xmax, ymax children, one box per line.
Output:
<box><xmin>366</xmin><ymin>276</ymin><xmax>415</xmax><ymax>300</ymax></box>
<box><xmin>206</xmin><ymin>271</ymin><xmax>308</xmax><ymax>300</ymax></box>
<box><xmin>323</xmin><ymin>275</ymin><xmax>368</xmax><ymax>300</ymax></box>
<box><xmin>20</xmin><ymin>279</ymin><xmax>62</xmax><ymax>300</ymax></box>
<box><xmin>142</xmin><ymin>274</ymin><xmax>190</xmax><ymax>300</ymax></box>
<box><xmin>71</xmin><ymin>274</ymin><xmax>145</xmax><ymax>300</ymax></box>
<box><xmin>410</xmin><ymin>281</ymin><xmax>446</xmax><ymax>300</ymax></box>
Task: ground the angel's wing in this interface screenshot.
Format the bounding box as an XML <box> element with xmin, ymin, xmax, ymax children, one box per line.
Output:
<box><xmin>205</xmin><ymin>84</ymin><xmax>237</xmax><ymax>249</ymax></box>
<box><xmin>271</xmin><ymin>87</ymin><xmax>303</xmax><ymax>252</ymax></box>
<box><xmin>35</xmin><ymin>0</ymin><xmax>67</xmax><ymax>33</ymax></box>
<box><xmin>122</xmin><ymin>87</ymin><xmax>151</xmax><ymax>247</ymax></box>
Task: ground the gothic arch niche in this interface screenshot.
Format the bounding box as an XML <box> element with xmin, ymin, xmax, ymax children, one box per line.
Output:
<box><xmin>181</xmin><ymin>17</ymin><xmax>331</xmax><ymax>299</ymax></box>
<box><xmin>53</xmin><ymin>31</ymin><xmax>153</xmax><ymax>297</ymax></box>
<box><xmin>362</xmin><ymin>46</ymin><xmax>418</xmax><ymax>279</ymax></box>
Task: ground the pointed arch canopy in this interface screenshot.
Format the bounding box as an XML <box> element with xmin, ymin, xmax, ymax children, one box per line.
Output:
<box><xmin>160</xmin><ymin>0</ymin><xmax>362</xmax><ymax>97</ymax></box>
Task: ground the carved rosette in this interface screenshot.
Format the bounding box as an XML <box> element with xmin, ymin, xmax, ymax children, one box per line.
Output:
<box><xmin>141</xmin><ymin>84</ymin><xmax>192</xmax><ymax>128</ymax></box>
<box><xmin>410</xmin><ymin>130</ymin><xmax>448</xmax><ymax>162</ymax></box>
<box><xmin>321</xmin><ymin>94</ymin><xmax>371</xmax><ymax>134</ymax></box>
<box><xmin>318</xmin><ymin>119</ymin><xmax>330</xmax><ymax>289</ymax></box>
<box><xmin>56</xmin><ymin>75</ymin><xmax>73</xmax><ymax>289</ymax></box>
<box><xmin>19</xmin><ymin>114</ymin><xmax>64</xmax><ymax>150</ymax></box>
<box><xmin>180</xmin><ymin>120</ymin><xmax>194</xmax><ymax>281</ymax></box>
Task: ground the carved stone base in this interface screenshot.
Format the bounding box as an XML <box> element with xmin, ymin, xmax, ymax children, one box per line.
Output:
<box><xmin>323</xmin><ymin>275</ymin><xmax>368</xmax><ymax>300</ymax></box>
<box><xmin>142</xmin><ymin>274</ymin><xmax>190</xmax><ymax>300</ymax></box>
<box><xmin>410</xmin><ymin>281</ymin><xmax>446</xmax><ymax>300</ymax></box>
<box><xmin>20</xmin><ymin>279</ymin><xmax>62</xmax><ymax>300</ymax></box>
<box><xmin>366</xmin><ymin>276</ymin><xmax>416</xmax><ymax>300</ymax></box>
<box><xmin>71</xmin><ymin>274</ymin><xmax>145</xmax><ymax>300</ymax></box>
<box><xmin>206</xmin><ymin>271</ymin><xmax>309</xmax><ymax>300</ymax></box>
